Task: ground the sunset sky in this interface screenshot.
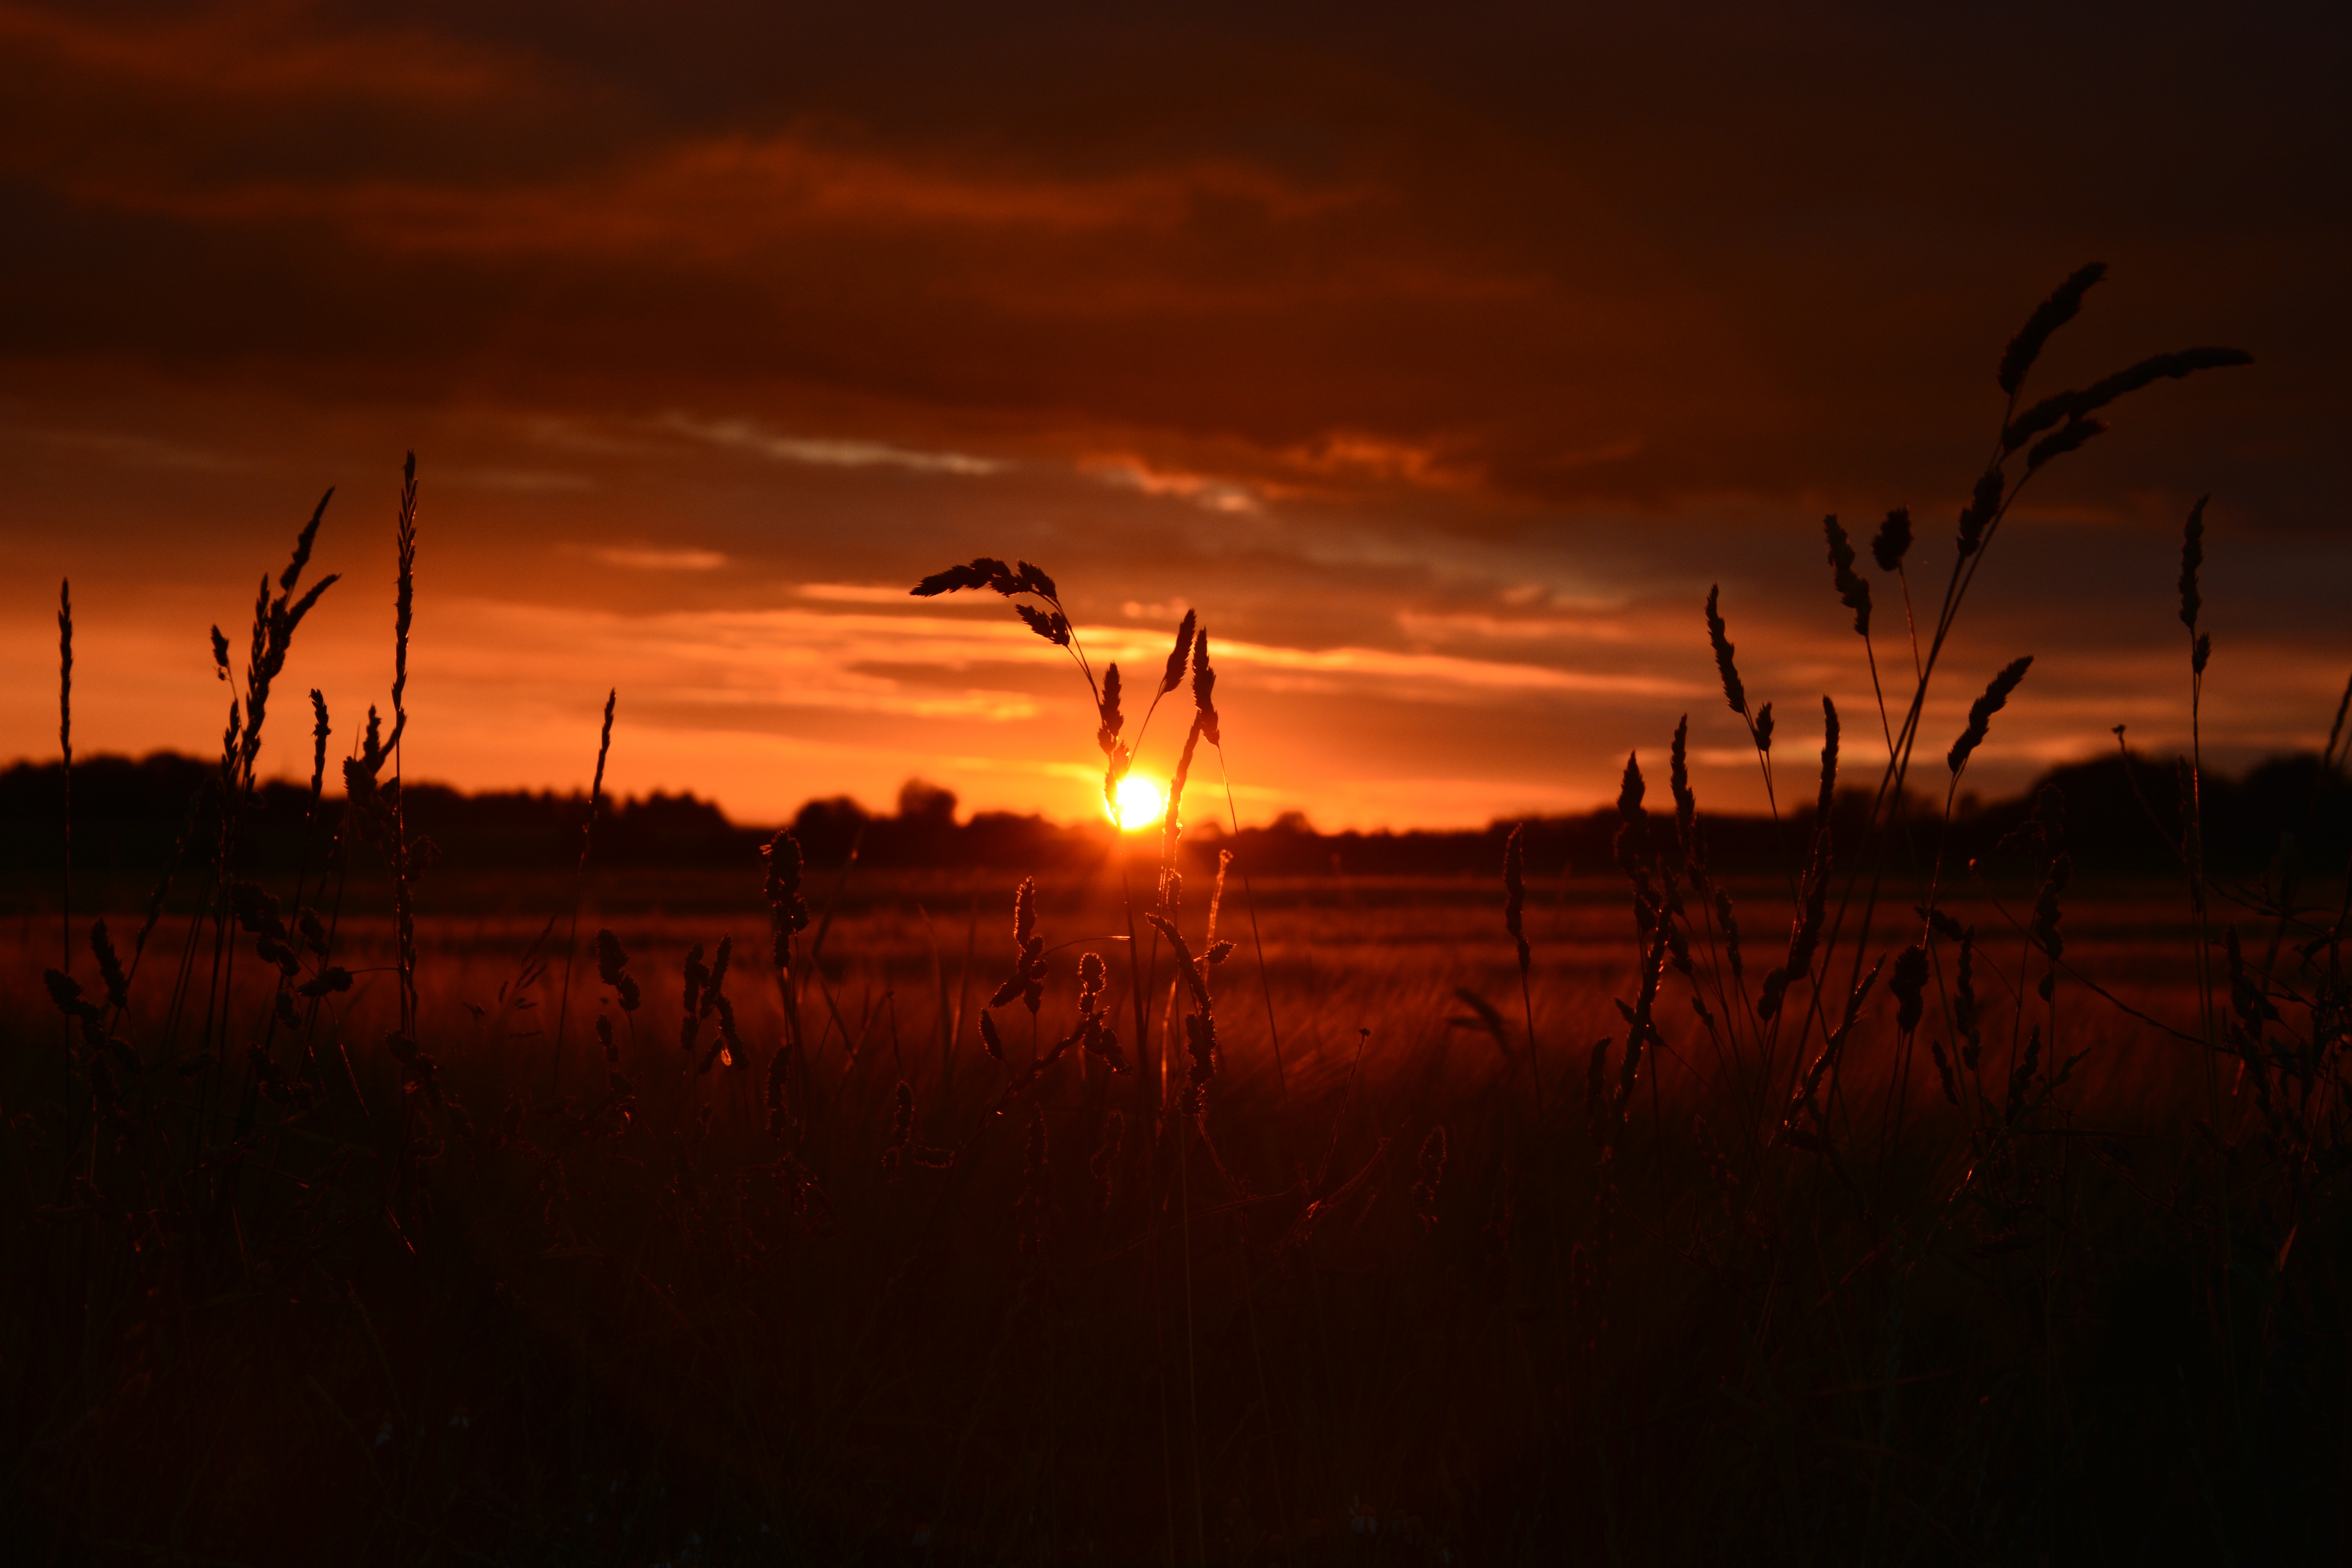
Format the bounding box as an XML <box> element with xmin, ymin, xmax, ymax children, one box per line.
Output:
<box><xmin>4</xmin><ymin>2</ymin><xmax>2346</xmax><ymax>828</ymax></box>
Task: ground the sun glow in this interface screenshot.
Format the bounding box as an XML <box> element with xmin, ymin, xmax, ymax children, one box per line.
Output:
<box><xmin>1110</xmin><ymin>773</ymin><xmax>1168</xmax><ymax>831</ymax></box>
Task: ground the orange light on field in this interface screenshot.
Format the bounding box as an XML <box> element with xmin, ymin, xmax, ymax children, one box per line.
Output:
<box><xmin>1110</xmin><ymin>773</ymin><xmax>1168</xmax><ymax>831</ymax></box>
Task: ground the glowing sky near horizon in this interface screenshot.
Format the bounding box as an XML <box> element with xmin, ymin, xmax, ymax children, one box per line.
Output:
<box><xmin>2</xmin><ymin>2</ymin><xmax>2347</xmax><ymax>829</ymax></box>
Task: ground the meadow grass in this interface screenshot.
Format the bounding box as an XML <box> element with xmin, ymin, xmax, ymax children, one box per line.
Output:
<box><xmin>2</xmin><ymin>269</ymin><xmax>2347</xmax><ymax>1565</ymax></box>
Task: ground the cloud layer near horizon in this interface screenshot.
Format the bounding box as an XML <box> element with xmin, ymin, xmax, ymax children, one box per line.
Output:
<box><xmin>3</xmin><ymin>2</ymin><xmax>2346</xmax><ymax>827</ymax></box>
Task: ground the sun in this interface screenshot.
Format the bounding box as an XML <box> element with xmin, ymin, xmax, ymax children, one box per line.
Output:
<box><xmin>1110</xmin><ymin>773</ymin><xmax>1168</xmax><ymax>831</ymax></box>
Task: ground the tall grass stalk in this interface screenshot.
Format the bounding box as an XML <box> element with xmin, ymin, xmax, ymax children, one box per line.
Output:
<box><xmin>552</xmin><ymin>688</ymin><xmax>617</xmax><ymax>1094</ymax></box>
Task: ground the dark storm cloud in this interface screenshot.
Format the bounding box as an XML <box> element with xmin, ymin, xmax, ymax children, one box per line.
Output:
<box><xmin>6</xmin><ymin>0</ymin><xmax>2343</xmax><ymax>512</ymax></box>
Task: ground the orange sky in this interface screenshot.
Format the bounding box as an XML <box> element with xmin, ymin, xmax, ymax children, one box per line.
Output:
<box><xmin>4</xmin><ymin>2</ymin><xmax>2347</xmax><ymax>828</ymax></box>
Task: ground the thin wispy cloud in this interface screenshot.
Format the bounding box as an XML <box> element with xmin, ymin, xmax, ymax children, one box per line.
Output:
<box><xmin>1396</xmin><ymin>609</ymin><xmax>1641</xmax><ymax>646</ymax></box>
<box><xmin>593</xmin><ymin>544</ymin><xmax>726</xmax><ymax>571</ymax></box>
<box><xmin>1084</xmin><ymin>454</ymin><xmax>1259</xmax><ymax>513</ymax></box>
<box><xmin>443</xmin><ymin>466</ymin><xmax>596</xmax><ymax>494</ymax></box>
<box><xmin>0</xmin><ymin>425</ymin><xmax>249</xmax><ymax>473</ymax></box>
<box><xmin>661</xmin><ymin>414</ymin><xmax>1005</xmax><ymax>476</ymax></box>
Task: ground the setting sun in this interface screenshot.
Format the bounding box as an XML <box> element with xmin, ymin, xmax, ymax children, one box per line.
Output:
<box><xmin>1110</xmin><ymin>773</ymin><xmax>1168</xmax><ymax>830</ymax></box>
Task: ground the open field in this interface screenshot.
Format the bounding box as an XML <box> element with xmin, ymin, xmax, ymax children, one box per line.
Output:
<box><xmin>6</xmin><ymin>855</ymin><xmax>2344</xmax><ymax>1563</ymax></box>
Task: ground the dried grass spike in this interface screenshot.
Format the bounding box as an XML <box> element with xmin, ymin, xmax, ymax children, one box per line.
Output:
<box><xmin>1097</xmin><ymin>664</ymin><xmax>1123</xmax><ymax>751</ymax></box>
<box><xmin>1948</xmin><ymin>656</ymin><xmax>2034</xmax><ymax>775</ymax></box>
<box><xmin>1191</xmin><ymin>626</ymin><xmax>1220</xmax><ymax>744</ymax></box>
<box><xmin>1669</xmin><ymin>717</ymin><xmax>1695</xmax><ymax>845</ymax></box>
<box><xmin>1704</xmin><ymin>586</ymin><xmax>1746</xmax><ymax>715</ymax></box>
<box><xmin>89</xmin><ymin>918</ymin><xmax>128</xmax><ymax>1011</ymax></box>
<box><xmin>1870</xmin><ymin>507</ymin><xmax>1913</xmax><ymax>572</ymax></box>
<box><xmin>1016</xmin><ymin>603</ymin><xmax>1071</xmax><ymax>646</ymax></box>
<box><xmin>595</xmin><ymin>928</ymin><xmax>628</xmax><ymax>987</ymax></box>
<box><xmin>1713</xmin><ymin>886</ymin><xmax>1743</xmax><ymax>982</ymax></box>
<box><xmin>2025</xmin><ymin>417</ymin><xmax>2106</xmax><ymax>471</ymax></box>
<box><xmin>910</xmin><ymin>560</ymin><xmax>986</xmax><ymax>596</ymax></box>
<box><xmin>1891</xmin><ymin>942</ymin><xmax>1929</xmax><ymax>1036</ymax></box>
<box><xmin>392</xmin><ymin>453</ymin><xmax>416</xmax><ymax>720</ymax></box>
<box><xmin>1823</xmin><ymin>516</ymin><xmax>1871</xmax><ymax>636</ymax></box>
<box><xmin>2178</xmin><ymin>494</ymin><xmax>2209</xmax><ymax>631</ymax></box>
<box><xmin>1159</xmin><ymin>610</ymin><xmax>1198</xmax><ymax>695</ymax></box>
<box><xmin>1502</xmin><ymin>823</ymin><xmax>1530</xmax><ymax>973</ymax></box>
<box><xmin>1998</xmin><ymin>262</ymin><xmax>2107</xmax><ymax>395</ymax></box>
<box><xmin>1815</xmin><ymin>697</ymin><xmax>1839</xmax><ymax>828</ymax></box>
<box><xmin>1956</xmin><ymin>469</ymin><xmax>2003</xmax><ymax>557</ymax></box>
<box><xmin>2004</xmin><ymin>347</ymin><xmax>2254</xmax><ymax>453</ymax></box>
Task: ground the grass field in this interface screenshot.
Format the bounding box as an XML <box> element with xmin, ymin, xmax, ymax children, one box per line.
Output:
<box><xmin>2</xmin><ymin>865</ymin><xmax>2330</xmax><ymax>1563</ymax></box>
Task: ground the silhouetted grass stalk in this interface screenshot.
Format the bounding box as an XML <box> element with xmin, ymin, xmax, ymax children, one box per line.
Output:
<box><xmin>551</xmin><ymin>688</ymin><xmax>617</xmax><ymax>1095</ymax></box>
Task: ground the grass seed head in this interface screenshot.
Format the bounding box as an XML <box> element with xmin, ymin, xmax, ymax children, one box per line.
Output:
<box><xmin>1892</xmin><ymin>942</ymin><xmax>1929</xmax><ymax>1036</ymax></box>
<box><xmin>682</xmin><ymin>942</ymin><xmax>708</xmax><ymax>1022</ymax></box>
<box><xmin>392</xmin><ymin>454</ymin><xmax>416</xmax><ymax>720</ymax></box>
<box><xmin>989</xmin><ymin>878</ymin><xmax>1049</xmax><ymax>1012</ymax></box>
<box><xmin>1160</xmin><ymin>717</ymin><xmax>1202</xmax><ymax>878</ymax></box>
<box><xmin>1713</xmin><ymin>886</ymin><xmax>1743</xmax><ymax>982</ymax></box>
<box><xmin>1823</xmin><ymin>515</ymin><xmax>1871</xmax><ymax>636</ymax></box>
<box><xmin>1997</xmin><ymin>261</ymin><xmax>2107</xmax><ymax>395</ymax></box>
<box><xmin>593</xmin><ymin>928</ymin><xmax>641</xmax><ymax>1011</ymax></box>
<box><xmin>1669</xmin><ymin>716</ymin><xmax>1695</xmax><ymax>846</ymax></box>
<box><xmin>1704</xmin><ymin>585</ymin><xmax>1746</xmax><ymax>716</ymax></box>
<box><xmin>909</xmin><ymin>556</ymin><xmax>1015</xmax><ymax>596</ymax></box>
<box><xmin>89</xmin><ymin>919</ymin><xmax>129</xmax><ymax>1011</ymax></box>
<box><xmin>1948</xmin><ymin>656</ymin><xmax>2034</xmax><ymax>775</ymax></box>
<box><xmin>2004</xmin><ymin>346</ymin><xmax>2254</xmax><ymax>454</ymax></box>
<box><xmin>1159</xmin><ymin>610</ymin><xmax>1198</xmax><ymax>695</ymax></box>
<box><xmin>1815</xmin><ymin>697</ymin><xmax>1840</xmax><ymax>828</ymax></box>
<box><xmin>761</xmin><ymin>831</ymin><xmax>810</xmax><ymax>971</ymax></box>
<box><xmin>1017</xmin><ymin>603</ymin><xmax>1072</xmax><ymax>645</ymax></box>
<box><xmin>1956</xmin><ymin>468</ymin><xmax>2003</xmax><ymax>557</ymax></box>
<box><xmin>1191</xmin><ymin>626</ymin><xmax>1220</xmax><ymax>744</ymax></box>
<box><xmin>2026</xmin><ymin>416</ymin><xmax>2106</xmax><ymax>470</ymax></box>
<box><xmin>1503</xmin><ymin>823</ymin><xmax>1530</xmax><ymax>972</ymax></box>
<box><xmin>1871</xmin><ymin>506</ymin><xmax>1913</xmax><ymax>572</ymax></box>
<box><xmin>703</xmin><ymin>935</ymin><xmax>732</xmax><ymax>1014</ymax></box>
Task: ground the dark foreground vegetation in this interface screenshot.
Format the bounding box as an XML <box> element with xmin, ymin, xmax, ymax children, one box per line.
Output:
<box><xmin>5</xmin><ymin>273</ymin><xmax>2351</xmax><ymax>1566</ymax></box>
